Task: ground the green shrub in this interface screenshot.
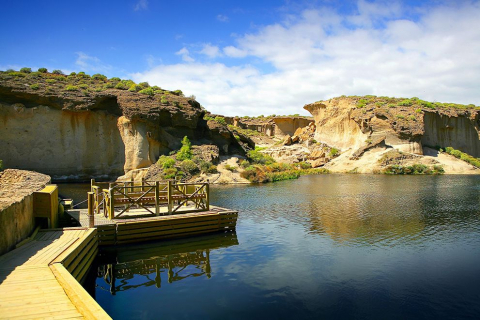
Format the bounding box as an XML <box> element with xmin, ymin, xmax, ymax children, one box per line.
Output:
<box><xmin>8</xmin><ymin>72</ymin><xmax>25</xmax><ymax>77</ymax></box>
<box><xmin>160</xmin><ymin>96</ymin><xmax>168</xmax><ymax>104</ymax></box>
<box><xmin>20</xmin><ymin>67</ymin><xmax>32</xmax><ymax>73</ymax></box>
<box><xmin>139</xmin><ymin>82</ymin><xmax>150</xmax><ymax>88</ymax></box>
<box><xmin>92</xmin><ymin>73</ymin><xmax>107</xmax><ymax>80</ymax></box>
<box><xmin>176</xmin><ymin>136</ymin><xmax>193</xmax><ymax>161</ymax></box>
<box><xmin>104</xmin><ymin>82</ymin><xmax>114</xmax><ymax>88</ymax></box>
<box><xmin>409</xmin><ymin>115</ymin><xmax>416</xmax><ymax>121</ymax></box>
<box><xmin>398</xmin><ymin>99</ymin><xmax>412</xmax><ymax>106</ymax></box>
<box><xmin>204</xmin><ymin>115</ymin><xmax>214</xmax><ymax>121</ymax></box>
<box><xmin>79</xmin><ymin>84</ymin><xmax>88</xmax><ymax>89</ymax></box>
<box><xmin>240</xmin><ymin>159</ymin><xmax>250</xmax><ymax>168</ymax></box>
<box><xmin>69</xmin><ymin>72</ymin><xmax>77</xmax><ymax>76</ymax></box>
<box><xmin>139</xmin><ymin>87</ymin><xmax>155</xmax><ymax>96</ymax></box>
<box><xmin>247</xmin><ymin>149</ymin><xmax>275</xmax><ymax>165</ymax></box>
<box><xmin>115</xmin><ymin>82</ymin><xmax>127</xmax><ymax>90</ymax></box>
<box><xmin>180</xmin><ymin>159</ymin><xmax>198</xmax><ymax>174</ymax></box>
<box><xmin>173</xmin><ymin>89</ymin><xmax>183</xmax><ymax>96</ymax></box>
<box><xmin>110</xmin><ymin>77</ymin><xmax>121</xmax><ymax>82</ymax></box>
<box><xmin>157</xmin><ymin>155</ymin><xmax>175</xmax><ymax>169</ymax></box>
<box><xmin>225</xmin><ymin>164</ymin><xmax>237</xmax><ymax>172</ymax></box>
<box><xmin>128</xmin><ymin>84</ymin><xmax>142</xmax><ymax>92</ymax></box>
<box><xmin>396</xmin><ymin>114</ymin><xmax>405</xmax><ymax>119</ymax></box>
<box><xmin>173</xmin><ymin>101</ymin><xmax>180</xmax><ymax>107</ymax></box>
<box><xmin>163</xmin><ymin>168</ymin><xmax>178</xmax><ymax>179</ymax></box>
<box><xmin>357</xmin><ymin>99</ymin><xmax>367</xmax><ymax>108</ymax></box>
<box><xmin>297</xmin><ymin>162</ymin><xmax>312</xmax><ymax>169</ymax></box>
<box><xmin>214</xmin><ymin>116</ymin><xmax>226</xmax><ymax>125</ymax></box>
<box><xmin>45</xmin><ymin>79</ymin><xmax>56</xmax><ymax>83</ymax></box>
<box><xmin>415</xmin><ymin>108</ymin><xmax>422</xmax><ymax>113</ymax></box>
<box><xmin>329</xmin><ymin>148</ymin><xmax>339</xmax><ymax>157</ymax></box>
<box><xmin>57</xmin><ymin>76</ymin><xmax>66</xmax><ymax>81</ymax></box>
<box><xmin>30</xmin><ymin>84</ymin><xmax>39</xmax><ymax>90</ymax></box>
<box><xmin>65</xmin><ymin>85</ymin><xmax>78</xmax><ymax>91</ymax></box>
<box><xmin>38</xmin><ymin>68</ymin><xmax>48</xmax><ymax>73</ymax></box>
<box><xmin>52</xmin><ymin>69</ymin><xmax>64</xmax><ymax>75</ymax></box>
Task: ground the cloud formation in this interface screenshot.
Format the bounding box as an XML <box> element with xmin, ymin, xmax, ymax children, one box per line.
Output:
<box><xmin>133</xmin><ymin>1</ymin><xmax>480</xmax><ymax>116</ymax></box>
<box><xmin>75</xmin><ymin>52</ymin><xmax>112</xmax><ymax>73</ymax></box>
<box><xmin>217</xmin><ymin>14</ymin><xmax>229</xmax><ymax>22</ymax></box>
<box><xmin>175</xmin><ymin>47</ymin><xmax>194</xmax><ymax>62</ymax></box>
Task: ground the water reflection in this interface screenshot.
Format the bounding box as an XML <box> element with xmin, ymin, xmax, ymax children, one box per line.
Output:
<box><xmin>94</xmin><ymin>232</ymin><xmax>238</xmax><ymax>294</ymax></box>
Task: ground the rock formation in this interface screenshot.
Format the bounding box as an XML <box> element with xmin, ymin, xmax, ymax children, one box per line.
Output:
<box><xmin>0</xmin><ymin>71</ymin><xmax>243</xmax><ymax>180</ymax></box>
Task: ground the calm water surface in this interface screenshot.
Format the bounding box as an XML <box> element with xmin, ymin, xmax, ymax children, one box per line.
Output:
<box><xmin>74</xmin><ymin>175</ymin><xmax>480</xmax><ymax>319</ymax></box>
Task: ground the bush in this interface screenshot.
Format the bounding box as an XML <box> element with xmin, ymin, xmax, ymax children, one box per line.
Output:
<box><xmin>139</xmin><ymin>82</ymin><xmax>150</xmax><ymax>88</ymax></box>
<box><xmin>30</xmin><ymin>84</ymin><xmax>39</xmax><ymax>90</ymax></box>
<box><xmin>110</xmin><ymin>77</ymin><xmax>121</xmax><ymax>82</ymax></box>
<box><xmin>38</xmin><ymin>68</ymin><xmax>48</xmax><ymax>73</ymax></box>
<box><xmin>79</xmin><ymin>84</ymin><xmax>88</xmax><ymax>89</ymax></box>
<box><xmin>247</xmin><ymin>149</ymin><xmax>275</xmax><ymax>165</ymax></box>
<box><xmin>92</xmin><ymin>73</ymin><xmax>107</xmax><ymax>80</ymax></box>
<box><xmin>157</xmin><ymin>155</ymin><xmax>175</xmax><ymax>169</ymax></box>
<box><xmin>173</xmin><ymin>89</ymin><xmax>183</xmax><ymax>96</ymax></box>
<box><xmin>139</xmin><ymin>87</ymin><xmax>155</xmax><ymax>96</ymax></box>
<box><xmin>180</xmin><ymin>159</ymin><xmax>198</xmax><ymax>174</ymax></box>
<box><xmin>128</xmin><ymin>84</ymin><xmax>142</xmax><ymax>92</ymax></box>
<box><xmin>176</xmin><ymin>136</ymin><xmax>193</xmax><ymax>161</ymax></box>
<box><xmin>52</xmin><ymin>69</ymin><xmax>64</xmax><ymax>75</ymax></box>
<box><xmin>104</xmin><ymin>82</ymin><xmax>115</xmax><ymax>88</ymax></box>
<box><xmin>329</xmin><ymin>148</ymin><xmax>339</xmax><ymax>157</ymax></box>
<box><xmin>163</xmin><ymin>168</ymin><xmax>178</xmax><ymax>179</ymax></box>
<box><xmin>65</xmin><ymin>85</ymin><xmax>78</xmax><ymax>91</ymax></box>
<box><xmin>69</xmin><ymin>72</ymin><xmax>77</xmax><ymax>76</ymax></box>
<box><xmin>45</xmin><ymin>79</ymin><xmax>56</xmax><ymax>83</ymax></box>
<box><xmin>225</xmin><ymin>164</ymin><xmax>237</xmax><ymax>172</ymax></box>
<box><xmin>115</xmin><ymin>82</ymin><xmax>127</xmax><ymax>90</ymax></box>
<box><xmin>357</xmin><ymin>99</ymin><xmax>367</xmax><ymax>108</ymax></box>
<box><xmin>214</xmin><ymin>116</ymin><xmax>226</xmax><ymax>125</ymax></box>
<box><xmin>398</xmin><ymin>99</ymin><xmax>412</xmax><ymax>106</ymax></box>
<box><xmin>20</xmin><ymin>67</ymin><xmax>32</xmax><ymax>73</ymax></box>
<box><xmin>160</xmin><ymin>96</ymin><xmax>168</xmax><ymax>104</ymax></box>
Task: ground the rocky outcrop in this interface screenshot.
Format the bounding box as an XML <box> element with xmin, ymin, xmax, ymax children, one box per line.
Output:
<box><xmin>305</xmin><ymin>97</ymin><xmax>480</xmax><ymax>157</ymax></box>
<box><xmin>0</xmin><ymin>73</ymin><xmax>243</xmax><ymax>180</ymax></box>
<box><xmin>303</xmin><ymin>96</ymin><xmax>480</xmax><ymax>173</ymax></box>
<box><xmin>273</xmin><ymin>117</ymin><xmax>314</xmax><ymax>137</ymax></box>
<box><xmin>0</xmin><ymin>169</ymin><xmax>51</xmax><ymax>255</ymax></box>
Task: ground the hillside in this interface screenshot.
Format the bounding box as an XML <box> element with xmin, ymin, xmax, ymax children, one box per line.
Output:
<box><xmin>0</xmin><ymin>68</ymin><xmax>243</xmax><ymax>180</ymax></box>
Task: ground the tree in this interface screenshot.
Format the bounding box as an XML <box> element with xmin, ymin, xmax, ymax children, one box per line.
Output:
<box><xmin>176</xmin><ymin>136</ymin><xmax>192</xmax><ymax>160</ymax></box>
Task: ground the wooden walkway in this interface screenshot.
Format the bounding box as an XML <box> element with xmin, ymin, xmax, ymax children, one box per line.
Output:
<box><xmin>0</xmin><ymin>229</ymin><xmax>109</xmax><ymax>320</ymax></box>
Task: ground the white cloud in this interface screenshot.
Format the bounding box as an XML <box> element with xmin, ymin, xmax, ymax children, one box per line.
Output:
<box><xmin>199</xmin><ymin>44</ymin><xmax>222</xmax><ymax>58</ymax></box>
<box><xmin>175</xmin><ymin>47</ymin><xmax>194</xmax><ymax>62</ymax></box>
<box><xmin>217</xmin><ymin>14</ymin><xmax>229</xmax><ymax>22</ymax></box>
<box><xmin>75</xmin><ymin>52</ymin><xmax>112</xmax><ymax>73</ymax></box>
<box><xmin>133</xmin><ymin>1</ymin><xmax>480</xmax><ymax>116</ymax></box>
<box><xmin>134</xmin><ymin>0</ymin><xmax>148</xmax><ymax>11</ymax></box>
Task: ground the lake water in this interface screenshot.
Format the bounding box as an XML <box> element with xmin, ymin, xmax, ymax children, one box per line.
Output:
<box><xmin>63</xmin><ymin>175</ymin><xmax>480</xmax><ymax>319</ymax></box>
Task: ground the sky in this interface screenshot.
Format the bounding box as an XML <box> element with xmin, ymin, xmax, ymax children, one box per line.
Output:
<box><xmin>1</xmin><ymin>0</ymin><xmax>479</xmax><ymax>116</ymax></box>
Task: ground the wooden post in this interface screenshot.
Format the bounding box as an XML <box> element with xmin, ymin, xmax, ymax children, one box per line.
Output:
<box><xmin>155</xmin><ymin>181</ymin><xmax>160</xmax><ymax>216</ymax></box>
<box><xmin>205</xmin><ymin>183</ymin><xmax>210</xmax><ymax>211</ymax></box>
<box><xmin>167</xmin><ymin>180</ymin><xmax>173</xmax><ymax>214</ymax></box>
<box><xmin>90</xmin><ymin>179</ymin><xmax>95</xmax><ymax>192</ymax></box>
<box><xmin>109</xmin><ymin>187</ymin><xmax>115</xmax><ymax>220</ymax></box>
<box><xmin>87</xmin><ymin>192</ymin><xmax>94</xmax><ymax>228</ymax></box>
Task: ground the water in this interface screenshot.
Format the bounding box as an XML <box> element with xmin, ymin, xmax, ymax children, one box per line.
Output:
<box><xmin>68</xmin><ymin>175</ymin><xmax>480</xmax><ymax>319</ymax></box>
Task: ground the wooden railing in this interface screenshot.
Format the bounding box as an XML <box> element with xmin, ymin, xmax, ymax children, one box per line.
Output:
<box><xmin>89</xmin><ymin>179</ymin><xmax>209</xmax><ymax>220</ymax></box>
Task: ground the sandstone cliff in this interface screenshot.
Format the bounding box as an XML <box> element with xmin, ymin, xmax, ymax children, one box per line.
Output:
<box><xmin>303</xmin><ymin>96</ymin><xmax>480</xmax><ymax>173</ymax></box>
<box><xmin>0</xmin><ymin>71</ymin><xmax>242</xmax><ymax>180</ymax></box>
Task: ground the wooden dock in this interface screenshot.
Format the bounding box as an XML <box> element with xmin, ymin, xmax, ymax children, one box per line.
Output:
<box><xmin>0</xmin><ymin>228</ymin><xmax>110</xmax><ymax>320</ymax></box>
<box><xmin>68</xmin><ymin>205</ymin><xmax>238</xmax><ymax>246</ymax></box>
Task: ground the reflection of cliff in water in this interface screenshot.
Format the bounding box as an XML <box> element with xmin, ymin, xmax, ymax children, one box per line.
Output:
<box><xmin>93</xmin><ymin>233</ymin><xmax>238</xmax><ymax>294</ymax></box>
<box><xmin>304</xmin><ymin>176</ymin><xmax>427</xmax><ymax>244</ymax></box>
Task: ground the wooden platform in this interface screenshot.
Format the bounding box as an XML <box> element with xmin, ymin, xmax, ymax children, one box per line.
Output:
<box><xmin>0</xmin><ymin>229</ymin><xmax>110</xmax><ymax>320</ymax></box>
<box><xmin>67</xmin><ymin>205</ymin><xmax>238</xmax><ymax>246</ymax></box>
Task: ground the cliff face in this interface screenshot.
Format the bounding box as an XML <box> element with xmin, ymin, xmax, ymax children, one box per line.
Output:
<box><xmin>305</xmin><ymin>97</ymin><xmax>480</xmax><ymax>156</ymax></box>
<box><xmin>0</xmin><ymin>72</ymin><xmax>242</xmax><ymax>180</ymax></box>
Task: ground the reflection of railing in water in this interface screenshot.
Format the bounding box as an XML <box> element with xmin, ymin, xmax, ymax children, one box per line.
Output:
<box><xmin>98</xmin><ymin>250</ymin><xmax>211</xmax><ymax>293</ymax></box>
<box><xmin>90</xmin><ymin>178</ymin><xmax>210</xmax><ymax>219</ymax></box>
<box><xmin>95</xmin><ymin>232</ymin><xmax>238</xmax><ymax>295</ymax></box>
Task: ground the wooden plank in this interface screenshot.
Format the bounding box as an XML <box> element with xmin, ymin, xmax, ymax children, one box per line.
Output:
<box><xmin>50</xmin><ymin>263</ymin><xmax>112</xmax><ymax>320</ymax></box>
<box><xmin>71</xmin><ymin>245</ymin><xmax>97</xmax><ymax>280</ymax></box>
<box><xmin>54</xmin><ymin>229</ymin><xmax>97</xmax><ymax>266</ymax></box>
<box><xmin>75</xmin><ymin>247</ymin><xmax>98</xmax><ymax>284</ymax></box>
<box><xmin>116</xmin><ymin>224</ymin><xmax>230</xmax><ymax>241</ymax></box>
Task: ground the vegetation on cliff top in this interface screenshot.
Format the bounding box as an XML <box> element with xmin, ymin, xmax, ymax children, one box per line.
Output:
<box><xmin>321</xmin><ymin>95</ymin><xmax>479</xmax><ymax>112</ymax></box>
<box><xmin>0</xmin><ymin>68</ymin><xmax>191</xmax><ymax>101</ymax></box>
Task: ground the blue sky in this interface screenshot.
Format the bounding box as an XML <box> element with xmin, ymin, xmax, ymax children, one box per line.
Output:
<box><xmin>1</xmin><ymin>0</ymin><xmax>479</xmax><ymax>116</ymax></box>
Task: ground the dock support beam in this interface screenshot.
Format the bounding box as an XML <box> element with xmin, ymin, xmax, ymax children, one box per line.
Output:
<box><xmin>155</xmin><ymin>181</ymin><xmax>160</xmax><ymax>216</ymax></box>
<box><xmin>87</xmin><ymin>192</ymin><xmax>94</xmax><ymax>228</ymax></box>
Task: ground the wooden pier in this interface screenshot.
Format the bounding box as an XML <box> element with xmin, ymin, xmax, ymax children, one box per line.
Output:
<box><xmin>0</xmin><ymin>228</ymin><xmax>110</xmax><ymax>319</ymax></box>
<box><xmin>0</xmin><ymin>180</ymin><xmax>238</xmax><ymax>319</ymax></box>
